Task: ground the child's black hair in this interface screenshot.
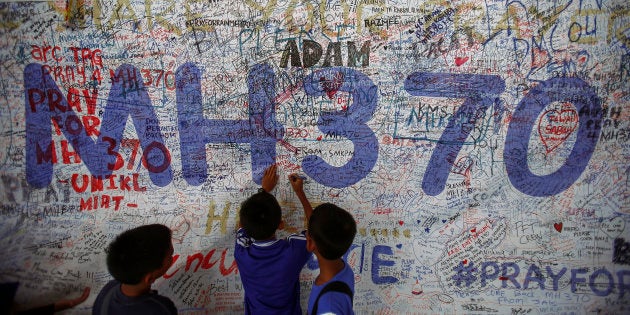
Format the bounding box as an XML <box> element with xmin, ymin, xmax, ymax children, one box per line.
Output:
<box><xmin>106</xmin><ymin>224</ymin><xmax>172</xmax><ymax>284</ymax></box>
<box><xmin>308</xmin><ymin>203</ymin><xmax>356</xmax><ymax>260</ymax></box>
<box><xmin>239</xmin><ymin>191</ymin><xmax>282</xmax><ymax>240</ymax></box>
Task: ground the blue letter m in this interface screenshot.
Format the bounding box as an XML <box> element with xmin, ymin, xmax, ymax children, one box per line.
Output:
<box><xmin>24</xmin><ymin>63</ymin><xmax>172</xmax><ymax>188</ymax></box>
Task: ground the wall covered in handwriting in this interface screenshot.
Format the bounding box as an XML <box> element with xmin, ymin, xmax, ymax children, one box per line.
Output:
<box><xmin>1</xmin><ymin>0</ymin><xmax>629</xmax><ymax>313</ymax></box>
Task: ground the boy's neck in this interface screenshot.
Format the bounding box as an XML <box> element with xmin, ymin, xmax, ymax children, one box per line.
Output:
<box><xmin>256</xmin><ymin>233</ymin><xmax>277</xmax><ymax>242</ymax></box>
<box><xmin>315</xmin><ymin>257</ymin><xmax>345</xmax><ymax>285</ymax></box>
<box><xmin>120</xmin><ymin>282</ymin><xmax>151</xmax><ymax>297</ymax></box>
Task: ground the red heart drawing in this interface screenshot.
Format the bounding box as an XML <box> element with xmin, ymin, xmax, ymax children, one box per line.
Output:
<box><xmin>316</xmin><ymin>135</ymin><xmax>322</xmax><ymax>141</ymax></box>
<box><xmin>554</xmin><ymin>222</ymin><xmax>563</xmax><ymax>232</ymax></box>
<box><xmin>455</xmin><ymin>57</ymin><xmax>469</xmax><ymax>66</ymax></box>
<box><xmin>341</xmin><ymin>105</ymin><xmax>348</xmax><ymax>111</ymax></box>
<box><xmin>398</xmin><ymin>220</ymin><xmax>404</xmax><ymax>226</ymax></box>
<box><xmin>462</xmin><ymin>259</ymin><xmax>468</xmax><ymax>265</ymax></box>
<box><xmin>320</xmin><ymin>72</ymin><xmax>345</xmax><ymax>99</ymax></box>
<box><xmin>538</xmin><ymin>105</ymin><xmax>579</xmax><ymax>153</ymax></box>
<box><xmin>470</xmin><ymin>228</ymin><xmax>476</xmax><ymax>233</ymax></box>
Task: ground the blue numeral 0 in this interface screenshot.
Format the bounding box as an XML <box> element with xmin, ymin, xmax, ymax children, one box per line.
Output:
<box><xmin>505</xmin><ymin>77</ymin><xmax>602</xmax><ymax>196</ymax></box>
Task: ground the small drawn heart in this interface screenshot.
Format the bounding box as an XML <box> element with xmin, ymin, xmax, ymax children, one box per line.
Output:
<box><xmin>553</xmin><ymin>222</ymin><xmax>563</xmax><ymax>232</ymax></box>
<box><xmin>398</xmin><ymin>220</ymin><xmax>404</xmax><ymax>226</ymax></box>
<box><xmin>600</xmin><ymin>217</ymin><xmax>625</xmax><ymax>238</ymax></box>
<box><xmin>396</xmin><ymin>244</ymin><xmax>402</xmax><ymax>249</ymax></box>
<box><xmin>417</xmin><ymin>220</ymin><xmax>421</xmax><ymax>224</ymax></box>
<box><xmin>317</xmin><ymin>135</ymin><xmax>322</xmax><ymax>141</ymax></box>
<box><xmin>442</xmin><ymin>219</ymin><xmax>447</xmax><ymax>223</ymax></box>
<box><xmin>341</xmin><ymin>105</ymin><xmax>348</xmax><ymax>111</ymax></box>
<box><xmin>470</xmin><ymin>228</ymin><xmax>476</xmax><ymax>233</ymax></box>
<box><xmin>455</xmin><ymin>56</ymin><xmax>469</xmax><ymax>66</ymax></box>
<box><xmin>462</xmin><ymin>259</ymin><xmax>468</xmax><ymax>265</ymax></box>
<box><xmin>538</xmin><ymin>105</ymin><xmax>579</xmax><ymax>153</ymax></box>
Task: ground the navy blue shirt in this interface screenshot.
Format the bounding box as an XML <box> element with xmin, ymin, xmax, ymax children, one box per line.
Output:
<box><xmin>92</xmin><ymin>280</ymin><xmax>177</xmax><ymax>315</ymax></box>
<box><xmin>307</xmin><ymin>262</ymin><xmax>355</xmax><ymax>315</ymax></box>
<box><xmin>234</xmin><ymin>228</ymin><xmax>310</xmax><ymax>315</ymax></box>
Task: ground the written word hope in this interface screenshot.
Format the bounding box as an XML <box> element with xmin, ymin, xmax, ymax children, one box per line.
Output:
<box><xmin>24</xmin><ymin>62</ymin><xmax>602</xmax><ymax>197</ymax></box>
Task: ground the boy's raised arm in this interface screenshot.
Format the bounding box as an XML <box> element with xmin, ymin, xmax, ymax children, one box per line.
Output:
<box><xmin>261</xmin><ymin>164</ymin><xmax>278</xmax><ymax>193</ymax></box>
<box><xmin>289</xmin><ymin>174</ymin><xmax>313</xmax><ymax>224</ymax></box>
<box><xmin>238</xmin><ymin>164</ymin><xmax>278</xmax><ymax>230</ymax></box>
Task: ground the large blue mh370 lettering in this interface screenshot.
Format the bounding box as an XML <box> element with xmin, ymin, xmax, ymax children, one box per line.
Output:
<box><xmin>23</xmin><ymin>62</ymin><xmax>602</xmax><ymax>196</ymax></box>
<box><xmin>176</xmin><ymin>62</ymin><xmax>282</xmax><ymax>186</ymax></box>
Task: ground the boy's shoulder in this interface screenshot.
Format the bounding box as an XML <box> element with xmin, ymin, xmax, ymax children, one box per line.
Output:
<box><xmin>146</xmin><ymin>291</ymin><xmax>178</xmax><ymax>314</ymax></box>
<box><xmin>93</xmin><ymin>280</ymin><xmax>177</xmax><ymax>315</ymax></box>
<box><xmin>309</xmin><ymin>262</ymin><xmax>355</xmax><ymax>314</ymax></box>
<box><xmin>235</xmin><ymin>228</ymin><xmax>254</xmax><ymax>247</ymax></box>
<box><xmin>333</xmin><ymin>262</ymin><xmax>355</xmax><ymax>287</ymax></box>
<box><xmin>235</xmin><ymin>228</ymin><xmax>306</xmax><ymax>248</ymax></box>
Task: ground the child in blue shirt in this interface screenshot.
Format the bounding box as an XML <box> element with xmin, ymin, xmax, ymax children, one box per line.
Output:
<box><xmin>306</xmin><ymin>203</ymin><xmax>357</xmax><ymax>315</ymax></box>
<box><xmin>92</xmin><ymin>224</ymin><xmax>176</xmax><ymax>315</ymax></box>
<box><xmin>234</xmin><ymin>164</ymin><xmax>313</xmax><ymax>315</ymax></box>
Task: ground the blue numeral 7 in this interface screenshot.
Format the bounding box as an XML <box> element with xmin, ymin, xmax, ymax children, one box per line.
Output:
<box><xmin>404</xmin><ymin>73</ymin><xmax>505</xmax><ymax>196</ymax></box>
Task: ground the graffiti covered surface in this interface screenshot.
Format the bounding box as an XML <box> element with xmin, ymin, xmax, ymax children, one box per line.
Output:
<box><xmin>1</xmin><ymin>0</ymin><xmax>629</xmax><ymax>313</ymax></box>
